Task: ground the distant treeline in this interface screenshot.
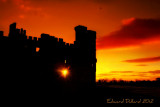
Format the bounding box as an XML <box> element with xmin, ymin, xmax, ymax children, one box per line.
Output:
<box><xmin>97</xmin><ymin>78</ymin><xmax>160</xmax><ymax>87</ymax></box>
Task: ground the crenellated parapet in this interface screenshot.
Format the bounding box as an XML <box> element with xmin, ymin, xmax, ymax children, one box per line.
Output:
<box><xmin>0</xmin><ymin>22</ymin><xmax>97</xmax><ymax>88</ymax></box>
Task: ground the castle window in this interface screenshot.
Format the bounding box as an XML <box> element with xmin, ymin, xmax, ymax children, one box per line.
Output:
<box><xmin>36</xmin><ymin>47</ymin><xmax>40</xmax><ymax>52</ymax></box>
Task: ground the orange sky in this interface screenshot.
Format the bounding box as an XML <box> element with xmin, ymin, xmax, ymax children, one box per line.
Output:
<box><xmin>0</xmin><ymin>0</ymin><xmax>160</xmax><ymax>81</ymax></box>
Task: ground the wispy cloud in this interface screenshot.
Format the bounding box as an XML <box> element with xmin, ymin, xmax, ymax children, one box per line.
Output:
<box><xmin>136</xmin><ymin>64</ymin><xmax>148</xmax><ymax>66</ymax></box>
<box><xmin>111</xmin><ymin>71</ymin><xmax>134</xmax><ymax>73</ymax></box>
<box><xmin>148</xmin><ymin>70</ymin><xmax>160</xmax><ymax>74</ymax></box>
<box><xmin>123</xmin><ymin>56</ymin><xmax>160</xmax><ymax>63</ymax></box>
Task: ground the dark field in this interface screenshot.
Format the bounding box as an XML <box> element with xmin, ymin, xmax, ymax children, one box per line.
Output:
<box><xmin>96</xmin><ymin>84</ymin><xmax>160</xmax><ymax>105</ymax></box>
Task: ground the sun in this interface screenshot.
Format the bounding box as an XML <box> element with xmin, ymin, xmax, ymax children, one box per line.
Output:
<box><xmin>61</xmin><ymin>69</ymin><xmax>69</xmax><ymax>78</ymax></box>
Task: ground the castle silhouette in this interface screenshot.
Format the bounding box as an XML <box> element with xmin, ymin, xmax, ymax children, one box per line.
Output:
<box><xmin>0</xmin><ymin>23</ymin><xmax>97</xmax><ymax>104</ymax></box>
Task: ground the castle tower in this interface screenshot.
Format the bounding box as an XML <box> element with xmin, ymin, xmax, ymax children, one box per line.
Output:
<box><xmin>87</xmin><ymin>30</ymin><xmax>96</xmax><ymax>86</ymax></box>
<box><xmin>75</xmin><ymin>25</ymin><xmax>87</xmax><ymax>45</ymax></box>
<box><xmin>74</xmin><ymin>25</ymin><xmax>96</xmax><ymax>87</ymax></box>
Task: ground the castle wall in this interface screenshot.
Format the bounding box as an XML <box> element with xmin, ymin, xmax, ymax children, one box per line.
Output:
<box><xmin>0</xmin><ymin>23</ymin><xmax>97</xmax><ymax>90</ymax></box>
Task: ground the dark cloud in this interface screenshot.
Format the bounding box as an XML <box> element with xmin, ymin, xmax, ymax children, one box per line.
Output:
<box><xmin>148</xmin><ymin>70</ymin><xmax>160</xmax><ymax>74</ymax></box>
<box><xmin>123</xmin><ymin>56</ymin><xmax>160</xmax><ymax>63</ymax></box>
<box><xmin>97</xmin><ymin>18</ymin><xmax>160</xmax><ymax>49</ymax></box>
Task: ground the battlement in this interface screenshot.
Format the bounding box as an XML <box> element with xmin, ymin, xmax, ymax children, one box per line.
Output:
<box><xmin>1</xmin><ymin>23</ymin><xmax>96</xmax><ymax>50</ymax></box>
<box><xmin>0</xmin><ymin>22</ymin><xmax>97</xmax><ymax>89</ymax></box>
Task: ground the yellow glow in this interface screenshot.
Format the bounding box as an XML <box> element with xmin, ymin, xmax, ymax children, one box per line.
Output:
<box><xmin>61</xmin><ymin>69</ymin><xmax>68</xmax><ymax>78</ymax></box>
<box><xmin>96</xmin><ymin>42</ymin><xmax>160</xmax><ymax>81</ymax></box>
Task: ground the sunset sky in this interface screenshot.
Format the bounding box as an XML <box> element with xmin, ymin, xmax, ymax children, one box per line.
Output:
<box><xmin>0</xmin><ymin>0</ymin><xmax>160</xmax><ymax>81</ymax></box>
